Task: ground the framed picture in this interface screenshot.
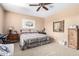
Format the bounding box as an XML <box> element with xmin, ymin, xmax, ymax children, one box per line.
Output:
<box><xmin>22</xmin><ymin>19</ymin><xmax>35</xmax><ymax>29</ymax></box>
<box><xmin>53</xmin><ymin>20</ymin><xmax>64</xmax><ymax>32</ymax></box>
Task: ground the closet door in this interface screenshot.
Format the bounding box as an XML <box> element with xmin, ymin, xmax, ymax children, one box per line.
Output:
<box><xmin>68</xmin><ymin>29</ymin><xmax>77</xmax><ymax>49</ymax></box>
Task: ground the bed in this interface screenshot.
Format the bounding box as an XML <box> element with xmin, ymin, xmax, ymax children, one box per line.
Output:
<box><xmin>19</xmin><ymin>30</ymin><xmax>51</xmax><ymax>50</ymax></box>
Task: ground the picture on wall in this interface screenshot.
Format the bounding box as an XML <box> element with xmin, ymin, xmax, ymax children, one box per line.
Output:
<box><xmin>53</xmin><ymin>20</ymin><xmax>64</xmax><ymax>32</ymax></box>
<box><xmin>22</xmin><ymin>19</ymin><xmax>35</xmax><ymax>29</ymax></box>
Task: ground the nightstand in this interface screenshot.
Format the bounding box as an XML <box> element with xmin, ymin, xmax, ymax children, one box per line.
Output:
<box><xmin>7</xmin><ymin>34</ymin><xmax>19</xmax><ymax>43</ymax></box>
<box><xmin>7</xmin><ymin>30</ymin><xmax>19</xmax><ymax>43</ymax></box>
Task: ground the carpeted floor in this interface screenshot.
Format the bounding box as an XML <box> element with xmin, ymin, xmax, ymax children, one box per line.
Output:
<box><xmin>14</xmin><ymin>42</ymin><xmax>79</xmax><ymax>56</ymax></box>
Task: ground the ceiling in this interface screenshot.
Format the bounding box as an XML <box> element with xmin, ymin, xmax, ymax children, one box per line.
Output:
<box><xmin>1</xmin><ymin>3</ymin><xmax>77</xmax><ymax>18</ymax></box>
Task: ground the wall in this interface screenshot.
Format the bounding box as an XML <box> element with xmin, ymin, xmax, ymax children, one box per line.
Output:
<box><xmin>0</xmin><ymin>6</ymin><xmax>4</xmax><ymax>33</ymax></box>
<box><xmin>45</xmin><ymin>4</ymin><xmax>79</xmax><ymax>45</ymax></box>
<box><xmin>4</xmin><ymin>12</ymin><xmax>44</xmax><ymax>33</ymax></box>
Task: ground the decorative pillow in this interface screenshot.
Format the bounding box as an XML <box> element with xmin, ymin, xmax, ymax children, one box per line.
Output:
<box><xmin>0</xmin><ymin>44</ymin><xmax>14</xmax><ymax>56</ymax></box>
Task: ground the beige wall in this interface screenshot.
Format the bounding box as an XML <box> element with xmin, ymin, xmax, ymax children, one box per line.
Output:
<box><xmin>45</xmin><ymin>5</ymin><xmax>79</xmax><ymax>45</ymax></box>
<box><xmin>4</xmin><ymin>12</ymin><xmax>44</xmax><ymax>33</ymax></box>
<box><xmin>0</xmin><ymin>6</ymin><xmax>4</xmax><ymax>33</ymax></box>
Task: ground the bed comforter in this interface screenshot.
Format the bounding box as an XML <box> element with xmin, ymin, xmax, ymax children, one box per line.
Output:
<box><xmin>20</xmin><ymin>33</ymin><xmax>51</xmax><ymax>50</ymax></box>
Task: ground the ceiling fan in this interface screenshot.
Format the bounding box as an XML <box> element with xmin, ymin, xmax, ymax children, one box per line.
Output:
<box><xmin>29</xmin><ymin>3</ymin><xmax>52</xmax><ymax>11</ymax></box>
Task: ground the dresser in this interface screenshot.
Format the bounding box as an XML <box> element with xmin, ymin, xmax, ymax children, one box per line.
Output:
<box><xmin>68</xmin><ymin>27</ymin><xmax>79</xmax><ymax>49</ymax></box>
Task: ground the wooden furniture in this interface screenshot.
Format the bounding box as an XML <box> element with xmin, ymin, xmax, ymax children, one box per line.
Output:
<box><xmin>7</xmin><ymin>30</ymin><xmax>19</xmax><ymax>42</ymax></box>
<box><xmin>38</xmin><ymin>32</ymin><xmax>46</xmax><ymax>34</ymax></box>
<box><xmin>68</xmin><ymin>27</ymin><xmax>79</xmax><ymax>49</ymax></box>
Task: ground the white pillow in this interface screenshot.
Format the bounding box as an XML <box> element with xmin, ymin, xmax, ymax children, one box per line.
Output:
<box><xmin>21</xmin><ymin>29</ymin><xmax>38</xmax><ymax>33</ymax></box>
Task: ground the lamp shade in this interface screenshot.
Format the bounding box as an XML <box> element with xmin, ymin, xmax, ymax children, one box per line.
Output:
<box><xmin>8</xmin><ymin>26</ymin><xmax>14</xmax><ymax>30</ymax></box>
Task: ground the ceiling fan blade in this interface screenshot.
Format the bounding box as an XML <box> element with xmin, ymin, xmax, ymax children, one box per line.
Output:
<box><xmin>37</xmin><ymin>6</ymin><xmax>41</xmax><ymax>11</ymax></box>
<box><xmin>42</xmin><ymin>6</ymin><xmax>48</xmax><ymax>10</ymax></box>
<box><xmin>43</xmin><ymin>3</ymin><xmax>52</xmax><ymax>5</ymax></box>
<box><xmin>29</xmin><ymin>4</ymin><xmax>39</xmax><ymax>6</ymax></box>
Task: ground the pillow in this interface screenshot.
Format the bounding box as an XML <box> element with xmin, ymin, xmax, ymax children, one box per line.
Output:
<box><xmin>31</xmin><ymin>29</ymin><xmax>38</xmax><ymax>33</ymax></box>
<box><xmin>20</xmin><ymin>29</ymin><xmax>38</xmax><ymax>34</ymax></box>
<box><xmin>0</xmin><ymin>44</ymin><xmax>14</xmax><ymax>56</ymax></box>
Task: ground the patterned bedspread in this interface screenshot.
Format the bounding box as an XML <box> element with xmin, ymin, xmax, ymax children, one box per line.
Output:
<box><xmin>20</xmin><ymin>33</ymin><xmax>51</xmax><ymax>50</ymax></box>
